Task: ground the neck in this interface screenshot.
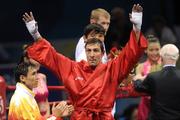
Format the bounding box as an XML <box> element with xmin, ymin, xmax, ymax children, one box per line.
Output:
<box><xmin>21</xmin><ymin>82</ymin><xmax>32</xmax><ymax>90</ymax></box>
<box><xmin>91</xmin><ymin>66</ymin><xmax>96</xmax><ymax>70</ymax></box>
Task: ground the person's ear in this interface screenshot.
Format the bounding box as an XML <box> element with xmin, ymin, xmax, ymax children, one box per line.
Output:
<box><xmin>90</xmin><ymin>18</ymin><xmax>96</xmax><ymax>24</ymax></box>
<box><xmin>20</xmin><ymin>75</ymin><xmax>26</xmax><ymax>83</ymax></box>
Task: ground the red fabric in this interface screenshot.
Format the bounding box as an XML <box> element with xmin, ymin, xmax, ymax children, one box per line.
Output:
<box><xmin>137</xmin><ymin>96</ymin><xmax>151</xmax><ymax>120</ymax></box>
<box><xmin>108</xmin><ymin>47</ymin><xmax>119</xmax><ymax>60</ymax></box>
<box><xmin>27</xmin><ymin>31</ymin><xmax>147</xmax><ymax>120</ymax></box>
<box><xmin>117</xmin><ymin>84</ymin><xmax>147</xmax><ymax>98</ymax></box>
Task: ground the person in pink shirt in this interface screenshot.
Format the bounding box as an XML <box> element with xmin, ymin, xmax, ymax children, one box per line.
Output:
<box><xmin>135</xmin><ymin>35</ymin><xmax>162</xmax><ymax>120</ymax></box>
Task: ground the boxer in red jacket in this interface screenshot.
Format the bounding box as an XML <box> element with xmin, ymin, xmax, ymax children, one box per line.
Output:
<box><xmin>23</xmin><ymin>4</ymin><xmax>147</xmax><ymax>120</ymax></box>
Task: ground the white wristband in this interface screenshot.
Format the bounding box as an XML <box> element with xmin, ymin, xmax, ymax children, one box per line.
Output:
<box><xmin>25</xmin><ymin>20</ymin><xmax>41</xmax><ymax>40</ymax></box>
<box><xmin>131</xmin><ymin>12</ymin><xmax>142</xmax><ymax>31</ymax></box>
<box><xmin>26</xmin><ymin>20</ymin><xmax>37</xmax><ymax>34</ymax></box>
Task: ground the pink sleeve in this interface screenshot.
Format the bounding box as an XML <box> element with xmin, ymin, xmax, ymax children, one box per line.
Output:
<box><xmin>27</xmin><ymin>38</ymin><xmax>73</xmax><ymax>82</ymax></box>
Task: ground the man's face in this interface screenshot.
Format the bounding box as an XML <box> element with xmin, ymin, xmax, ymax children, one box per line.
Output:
<box><xmin>85</xmin><ymin>43</ymin><xmax>103</xmax><ymax>67</ymax></box>
<box><xmin>86</xmin><ymin>31</ymin><xmax>105</xmax><ymax>42</ymax></box>
<box><xmin>21</xmin><ymin>66</ymin><xmax>38</xmax><ymax>90</ymax></box>
<box><xmin>92</xmin><ymin>16</ymin><xmax>110</xmax><ymax>34</ymax></box>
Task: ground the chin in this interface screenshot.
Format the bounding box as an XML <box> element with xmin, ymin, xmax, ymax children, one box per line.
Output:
<box><xmin>90</xmin><ymin>64</ymin><xmax>96</xmax><ymax>67</ymax></box>
<box><xmin>90</xmin><ymin>64</ymin><xmax>97</xmax><ymax>68</ymax></box>
<box><xmin>152</xmin><ymin>58</ymin><xmax>159</xmax><ymax>62</ymax></box>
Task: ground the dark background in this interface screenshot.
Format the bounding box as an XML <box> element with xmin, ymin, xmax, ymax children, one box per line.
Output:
<box><xmin>0</xmin><ymin>0</ymin><xmax>179</xmax><ymax>43</ymax></box>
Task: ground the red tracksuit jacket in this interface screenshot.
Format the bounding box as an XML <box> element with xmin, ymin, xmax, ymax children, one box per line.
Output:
<box><xmin>27</xmin><ymin>31</ymin><xmax>147</xmax><ymax>120</ymax></box>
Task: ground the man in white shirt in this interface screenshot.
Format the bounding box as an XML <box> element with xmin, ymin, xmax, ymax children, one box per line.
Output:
<box><xmin>75</xmin><ymin>8</ymin><xmax>110</xmax><ymax>63</ymax></box>
<box><xmin>75</xmin><ymin>23</ymin><xmax>107</xmax><ymax>63</ymax></box>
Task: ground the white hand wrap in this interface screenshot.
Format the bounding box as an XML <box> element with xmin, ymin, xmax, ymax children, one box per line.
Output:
<box><xmin>25</xmin><ymin>20</ymin><xmax>41</xmax><ymax>40</ymax></box>
<box><xmin>131</xmin><ymin>12</ymin><xmax>142</xmax><ymax>31</ymax></box>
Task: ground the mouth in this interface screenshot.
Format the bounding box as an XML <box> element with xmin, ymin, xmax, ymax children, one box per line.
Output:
<box><xmin>152</xmin><ymin>56</ymin><xmax>159</xmax><ymax>59</ymax></box>
<box><xmin>89</xmin><ymin>58</ymin><xmax>96</xmax><ymax>61</ymax></box>
<box><xmin>89</xmin><ymin>60</ymin><xmax>96</xmax><ymax>64</ymax></box>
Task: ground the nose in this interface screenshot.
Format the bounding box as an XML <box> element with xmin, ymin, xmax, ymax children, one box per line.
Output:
<box><xmin>103</xmin><ymin>26</ymin><xmax>108</xmax><ymax>32</ymax></box>
<box><xmin>153</xmin><ymin>51</ymin><xmax>159</xmax><ymax>55</ymax></box>
<box><xmin>89</xmin><ymin>51</ymin><xmax>95</xmax><ymax>58</ymax></box>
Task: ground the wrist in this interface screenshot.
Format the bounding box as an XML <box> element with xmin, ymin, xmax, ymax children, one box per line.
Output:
<box><xmin>25</xmin><ymin>20</ymin><xmax>41</xmax><ymax>41</ymax></box>
<box><xmin>132</xmin><ymin>12</ymin><xmax>142</xmax><ymax>31</ymax></box>
<box><xmin>32</xmin><ymin>31</ymin><xmax>42</xmax><ymax>41</ymax></box>
<box><xmin>133</xmin><ymin>25</ymin><xmax>141</xmax><ymax>32</ymax></box>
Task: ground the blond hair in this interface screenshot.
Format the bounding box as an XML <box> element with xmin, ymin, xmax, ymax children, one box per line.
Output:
<box><xmin>90</xmin><ymin>8</ymin><xmax>110</xmax><ymax>20</ymax></box>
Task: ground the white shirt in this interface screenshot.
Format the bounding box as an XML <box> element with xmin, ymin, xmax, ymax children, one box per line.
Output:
<box><xmin>75</xmin><ymin>36</ymin><xmax>108</xmax><ymax>63</ymax></box>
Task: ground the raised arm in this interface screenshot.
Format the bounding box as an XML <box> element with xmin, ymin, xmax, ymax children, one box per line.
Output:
<box><xmin>129</xmin><ymin>4</ymin><xmax>143</xmax><ymax>42</ymax></box>
<box><xmin>110</xmin><ymin>4</ymin><xmax>147</xmax><ymax>84</ymax></box>
<box><xmin>22</xmin><ymin>12</ymin><xmax>73</xmax><ymax>82</ymax></box>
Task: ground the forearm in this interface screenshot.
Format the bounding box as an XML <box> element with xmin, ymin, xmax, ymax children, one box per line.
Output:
<box><xmin>133</xmin><ymin>28</ymin><xmax>140</xmax><ymax>43</ymax></box>
<box><xmin>27</xmin><ymin>38</ymin><xmax>60</xmax><ymax>75</ymax></box>
<box><xmin>27</xmin><ymin>38</ymin><xmax>73</xmax><ymax>82</ymax></box>
<box><xmin>25</xmin><ymin>20</ymin><xmax>42</xmax><ymax>41</ymax></box>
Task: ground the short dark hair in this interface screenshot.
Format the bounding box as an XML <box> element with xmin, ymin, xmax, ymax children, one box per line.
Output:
<box><xmin>85</xmin><ymin>38</ymin><xmax>104</xmax><ymax>53</ymax></box>
<box><xmin>14</xmin><ymin>62</ymin><xmax>35</xmax><ymax>83</ymax></box>
<box><xmin>84</xmin><ymin>23</ymin><xmax>105</xmax><ymax>37</ymax></box>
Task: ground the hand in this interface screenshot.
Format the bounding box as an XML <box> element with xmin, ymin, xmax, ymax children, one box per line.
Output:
<box><xmin>61</xmin><ymin>104</ymin><xmax>74</xmax><ymax>117</ymax></box>
<box><xmin>129</xmin><ymin>4</ymin><xmax>143</xmax><ymax>31</ymax></box>
<box><xmin>22</xmin><ymin>12</ymin><xmax>35</xmax><ymax>23</ymax></box>
<box><xmin>133</xmin><ymin>74</ymin><xmax>145</xmax><ymax>81</ymax></box>
<box><xmin>22</xmin><ymin>12</ymin><xmax>41</xmax><ymax>40</ymax></box>
<box><xmin>51</xmin><ymin>101</ymin><xmax>68</xmax><ymax>118</ymax></box>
